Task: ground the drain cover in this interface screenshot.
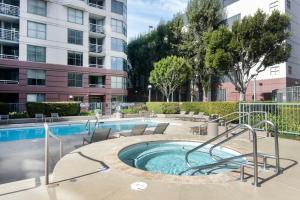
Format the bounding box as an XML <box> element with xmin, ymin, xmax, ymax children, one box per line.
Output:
<box><xmin>130</xmin><ymin>182</ymin><xmax>148</xmax><ymax>191</ymax></box>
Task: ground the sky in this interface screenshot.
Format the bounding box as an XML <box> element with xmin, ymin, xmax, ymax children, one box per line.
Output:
<box><xmin>127</xmin><ymin>0</ymin><xmax>189</xmax><ymax>41</ymax></box>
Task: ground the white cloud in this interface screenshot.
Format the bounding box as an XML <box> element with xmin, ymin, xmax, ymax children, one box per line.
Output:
<box><xmin>127</xmin><ymin>0</ymin><xmax>189</xmax><ymax>40</ymax></box>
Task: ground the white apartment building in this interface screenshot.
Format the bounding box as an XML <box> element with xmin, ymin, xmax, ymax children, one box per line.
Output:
<box><xmin>218</xmin><ymin>0</ymin><xmax>300</xmax><ymax>101</ymax></box>
<box><xmin>0</xmin><ymin>0</ymin><xmax>128</xmax><ymax>111</ymax></box>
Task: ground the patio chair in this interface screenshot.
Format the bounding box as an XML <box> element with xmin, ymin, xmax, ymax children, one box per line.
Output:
<box><xmin>120</xmin><ymin>124</ymin><xmax>148</xmax><ymax>137</ymax></box>
<box><xmin>35</xmin><ymin>114</ymin><xmax>44</xmax><ymax>122</ymax></box>
<box><xmin>192</xmin><ymin>112</ymin><xmax>207</xmax><ymax>122</ymax></box>
<box><xmin>182</xmin><ymin>111</ymin><xmax>195</xmax><ymax>121</ymax></box>
<box><xmin>175</xmin><ymin>110</ymin><xmax>187</xmax><ymax>120</ymax></box>
<box><xmin>150</xmin><ymin>123</ymin><xmax>169</xmax><ymax>135</ymax></box>
<box><xmin>51</xmin><ymin>113</ymin><xmax>60</xmax><ymax>122</ymax></box>
<box><xmin>0</xmin><ymin>115</ymin><xmax>9</xmax><ymax>124</ymax></box>
<box><xmin>83</xmin><ymin>128</ymin><xmax>111</xmax><ymax>145</ymax></box>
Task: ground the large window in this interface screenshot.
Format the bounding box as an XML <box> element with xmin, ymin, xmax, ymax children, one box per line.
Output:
<box><xmin>111</xmin><ymin>0</ymin><xmax>126</xmax><ymax>16</ymax></box>
<box><xmin>28</xmin><ymin>0</ymin><xmax>47</xmax><ymax>16</ymax></box>
<box><xmin>68</xmin><ymin>8</ymin><xmax>83</xmax><ymax>25</ymax></box>
<box><xmin>27</xmin><ymin>69</ymin><xmax>46</xmax><ymax>86</ymax></box>
<box><xmin>111</xmin><ymin>57</ymin><xmax>127</xmax><ymax>71</ymax></box>
<box><xmin>111</xmin><ymin>18</ymin><xmax>127</xmax><ymax>36</ymax></box>
<box><xmin>27</xmin><ymin>45</ymin><xmax>46</xmax><ymax>62</ymax></box>
<box><xmin>270</xmin><ymin>66</ymin><xmax>280</xmax><ymax>76</ymax></box>
<box><xmin>68</xmin><ymin>51</ymin><xmax>83</xmax><ymax>66</ymax></box>
<box><xmin>111</xmin><ymin>76</ymin><xmax>127</xmax><ymax>89</ymax></box>
<box><xmin>111</xmin><ymin>38</ymin><xmax>126</xmax><ymax>52</ymax></box>
<box><xmin>27</xmin><ymin>21</ymin><xmax>46</xmax><ymax>39</ymax></box>
<box><xmin>68</xmin><ymin>72</ymin><xmax>83</xmax><ymax>87</ymax></box>
<box><xmin>223</xmin><ymin>0</ymin><xmax>239</xmax><ymax>7</ymax></box>
<box><xmin>68</xmin><ymin>29</ymin><xmax>83</xmax><ymax>45</ymax></box>
<box><xmin>27</xmin><ymin>94</ymin><xmax>45</xmax><ymax>102</ymax></box>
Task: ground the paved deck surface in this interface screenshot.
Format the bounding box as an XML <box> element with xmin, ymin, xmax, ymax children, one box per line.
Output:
<box><xmin>0</xmin><ymin>119</ymin><xmax>299</xmax><ymax>200</ymax></box>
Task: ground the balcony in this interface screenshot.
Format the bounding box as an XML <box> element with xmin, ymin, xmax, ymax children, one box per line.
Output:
<box><xmin>0</xmin><ymin>54</ymin><xmax>18</xmax><ymax>60</ymax></box>
<box><xmin>89</xmin><ymin>83</ymin><xmax>105</xmax><ymax>88</ymax></box>
<box><xmin>0</xmin><ymin>28</ymin><xmax>19</xmax><ymax>43</ymax></box>
<box><xmin>89</xmin><ymin>63</ymin><xmax>104</xmax><ymax>68</ymax></box>
<box><xmin>0</xmin><ymin>3</ymin><xmax>19</xmax><ymax>18</ymax></box>
<box><xmin>0</xmin><ymin>68</ymin><xmax>19</xmax><ymax>85</ymax></box>
<box><xmin>89</xmin><ymin>23</ymin><xmax>104</xmax><ymax>35</ymax></box>
<box><xmin>88</xmin><ymin>3</ymin><xmax>105</xmax><ymax>10</ymax></box>
<box><xmin>89</xmin><ymin>75</ymin><xmax>105</xmax><ymax>88</ymax></box>
<box><xmin>89</xmin><ymin>44</ymin><xmax>103</xmax><ymax>54</ymax></box>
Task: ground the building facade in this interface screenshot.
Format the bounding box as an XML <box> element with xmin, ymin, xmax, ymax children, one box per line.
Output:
<box><xmin>217</xmin><ymin>0</ymin><xmax>300</xmax><ymax>101</ymax></box>
<box><xmin>0</xmin><ymin>0</ymin><xmax>128</xmax><ymax>110</ymax></box>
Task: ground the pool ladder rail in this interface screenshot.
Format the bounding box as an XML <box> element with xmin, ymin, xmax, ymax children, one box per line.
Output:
<box><xmin>85</xmin><ymin>119</ymin><xmax>102</xmax><ymax>135</ymax></box>
<box><xmin>182</xmin><ymin>120</ymin><xmax>280</xmax><ymax>187</ymax></box>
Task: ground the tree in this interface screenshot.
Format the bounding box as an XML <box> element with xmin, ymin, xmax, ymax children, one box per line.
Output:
<box><xmin>180</xmin><ymin>0</ymin><xmax>223</xmax><ymax>101</ymax></box>
<box><xmin>205</xmin><ymin>10</ymin><xmax>291</xmax><ymax>101</ymax></box>
<box><xmin>149</xmin><ymin>56</ymin><xmax>191</xmax><ymax>102</ymax></box>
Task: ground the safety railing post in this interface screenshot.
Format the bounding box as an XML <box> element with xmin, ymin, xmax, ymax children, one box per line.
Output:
<box><xmin>44</xmin><ymin>123</ymin><xmax>49</xmax><ymax>185</ymax></box>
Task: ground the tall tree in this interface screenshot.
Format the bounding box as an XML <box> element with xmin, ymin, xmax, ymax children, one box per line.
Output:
<box><xmin>205</xmin><ymin>10</ymin><xmax>291</xmax><ymax>101</ymax></box>
<box><xmin>180</xmin><ymin>0</ymin><xmax>223</xmax><ymax>101</ymax></box>
<box><xmin>149</xmin><ymin>56</ymin><xmax>191</xmax><ymax>102</ymax></box>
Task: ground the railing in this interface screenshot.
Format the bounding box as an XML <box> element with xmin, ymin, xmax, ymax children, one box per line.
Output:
<box><xmin>44</xmin><ymin>123</ymin><xmax>63</xmax><ymax>185</ymax></box>
<box><xmin>0</xmin><ymin>54</ymin><xmax>18</xmax><ymax>60</ymax></box>
<box><xmin>89</xmin><ymin>83</ymin><xmax>105</xmax><ymax>88</ymax></box>
<box><xmin>88</xmin><ymin>3</ymin><xmax>105</xmax><ymax>10</ymax></box>
<box><xmin>0</xmin><ymin>28</ymin><xmax>19</xmax><ymax>42</ymax></box>
<box><xmin>89</xmin><ymin>63</ymin><xmax>104</xmax><ymax>68</ymax></box>
<box><xmin>89</xmin><ymin>44</ymin><xmax>103</xmax><ymax>53</ymax></box>
<box><xmin>0</xmin><ymin>79</ymin><xmax>19</xmax><ymax>84</ymax></box>
<box><xmin>240</xmin><ymin>102</ymin><xmax>300</xmax><ymax>135</ymax></box>
<box><xmin>0</xmin><ymin>3</ymin><xmax>19</xmax><ymax>17</ymax></box>
<box><xmin>89</xmin><ymin>23</ymin><xmax>104</xmax><ymax>34</ymax></box>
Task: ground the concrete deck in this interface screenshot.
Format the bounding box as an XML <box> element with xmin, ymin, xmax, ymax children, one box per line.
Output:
<box><xmin>0</xmin><ymin>119</ymin><xmax>299</xmax><ymax>200</ymax></box>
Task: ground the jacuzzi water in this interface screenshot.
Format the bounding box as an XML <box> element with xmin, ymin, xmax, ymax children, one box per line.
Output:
<box><xmin>119</xmin><ymin>141</ymin><xmax>247</xmax><ymax>176</ymax></box>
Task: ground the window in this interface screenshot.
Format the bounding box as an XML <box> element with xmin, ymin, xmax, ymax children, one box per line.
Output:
<box><xmin>27</xmin><ymin>94</ymin><xmax>45</xmax><ymax>102</ymax></box>
<box><xmin>68</xmin><ymin>72</ymin><xmax>83</xmax><ymax>87</ymax></box>
<box><xmin>27</xmin><ymin>69</ymin><xmax>46</xmax><ymax>86</ymax></box>
<box><xmin>269</xmin><ymin>1</ymin><xmax>279</xmax><ymax>11</ymax></box>
<box><xmin>68</xmin><ymin>51</ymin><xmax>83</xmax><ymax>66</ymax></box>
<box><xmin>111</xmin><ymin>0</ymin><xmax>126</xmax><ymax>16</ymax></box>
<box><xmin>270</xmin><ymin>66</ymin><xmax>280</xmax><ymax>76</ymax></box>
<box><xmin>111</xmin><ymin>95</ymin><xmax>126</xmax><ymax>102</ymax></box>
<box><xmin>111</xmin><ymin>57</ymin><xmax>127</xmax><ymax>71</ymax></box>
<box><xmin>28</xmin><ymin>21</ymin><xmax>46</xmax><ymax>39</ymax></box>
<box><xmin>287</xmin><ymin>0</ymin><xmax>291</xmax><ymax>9</ymax></box>
<box><xmin>223</xmin><ymin>0</ymin><xmax>239</xmax><ymax>7</ymax></box>
<box><xmin>68</xmin><ymin>8</ymin><xmax>83</xmax><ymax>25</ymax></box>
<box><xmin>74</xmin><ymin>96</ymin><xmax>84</xmax><ymax>102</ymax></box>
<box><xmin>28</xmin><ymin>0</ymin><xmax>47</xmax><ymax>16</ymax></box>
<box><xmin>111</xmin><ymin>76</ymin><xmax>127</xmax><ymax>89</ymax></box>
<box><xmin>111</xmin><ymin>38</ymin><xmax>126</xmax><ymax>52</ymax></box>
<box><xmin>288</xmin><ymin>66</ymin><xmax>292</xmax><ymax>75</ymax></box>
<box><xmin>27</xmin><ymin>45</ymin><xmax>46</xmax><ymax>62</ymax></box>
<box><xmin>224</xmin><ymin>14</ymin><xmax>241</xmax><ymax>28</ymax></box>
<box><xmin>68</xmin><ymin>29</ymin><xmax>83</xmax><ymax>45</ymax></box>
<box><xmin>111</xmin><ymin>18</ymin><xmax>127</xmax><ymax>35</ymax></box>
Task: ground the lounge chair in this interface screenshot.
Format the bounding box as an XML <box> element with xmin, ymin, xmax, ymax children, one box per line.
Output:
<box><xmin>120</xmin><ymin>124</ymin><xmax>148</xmax><ymax>137</ymax></box>
<box><xmin>192</xmin><ymin>112</ymin><xmax>207</xmax><ymax>122</ymax></box>
<box><xmin>175</xmin><ymin>111</ymin><xmax>187</xmax><ymax>119</ymax></box>
<box><xmin>148</xmin><ymin>123</ymin><xmax>169</xmax><ymax>135</ymax></box>
<box><xmin>35</xmin><ymin>114</ymin><xmax>44</xmax><ymax>122</ymax></box>
<box><xmin>0</xmin><ymin>115</ymin><xmax>9</xmax><ymax>124</ymax></box>
<box><xmin>182</xmin><ymin>111</ymin><xmax>195</xmax><ymax>121</ymax></box>
<box><xmin>83</xmin><ymin>128</ymin><xmax>111</xmax><ymax>145</ymax></box>
<box><xmin>51</xmin><ymin>113</ymin><xmax>59</xmax><ymax>122</ymax></box>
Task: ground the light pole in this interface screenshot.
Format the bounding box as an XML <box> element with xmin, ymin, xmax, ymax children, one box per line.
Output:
<box><xmin>148</xmin><ymin>85</ymin><xmax>152</xmax><ymax>102</ymax></box>
<box><xmin>253</xmin><ymin>77</ymin><xmax>257</xmax><ymax>102</ymax></box>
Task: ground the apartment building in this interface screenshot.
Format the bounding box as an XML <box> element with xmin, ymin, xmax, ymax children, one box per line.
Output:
<box><xmin>0</xmin><ymin>0</ymin><xmax>128</xmax><ymax>110</ymax></box>
<box><xmin>217</xmin><ymin>0</ymin><xmax>300</xmax><ymax>101</ymax></box>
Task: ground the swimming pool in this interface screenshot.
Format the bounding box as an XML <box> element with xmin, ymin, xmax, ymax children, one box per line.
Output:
<box><xmin>0</xmin><ymin>120</ymin><xmax>158</xmax><ymax>142</ymax></box>
<box><xmin>119</xmin><ymin>141</ymin><xmax>246</xmax><ymax>176</ymax></box>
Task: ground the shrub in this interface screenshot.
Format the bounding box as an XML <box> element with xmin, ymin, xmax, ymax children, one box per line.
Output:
<box><xmin>26</xmin><ymin>102</ymin><xmax>80</xmax><ymax>117</ymax></box>
<box><xmin>0</xmin><ymin>102</ymin><xmax>10</xmax><ymax>115</ymax></box>
<box><xmin>9</xmin><ymin>112</ymin><xmax>28</xmax><ymax>119</ymax></box>
<box><xmin>121</xmin><ymin>107</ymin><xmax>139</xmax><ymax>114</ymax></box>
<box><xmin>146</xmin><ymin>102</ymin><xmax>180</xmax><ymax>114</ymax></box>
<box><xmin>79</xmin><ymin>111</ymin><xmax>94</xmax><ymax>116</ymax></box>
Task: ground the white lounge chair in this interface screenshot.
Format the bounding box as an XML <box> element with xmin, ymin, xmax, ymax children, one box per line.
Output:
<box><xmin>51</xmin><ymin>113</ymin><xmax>60</xmax><ymax>122</ymax></box>
<box><xmin>0</xmin><ymin>115</ymin><xmax>9</xmax><ymax>124</ymax></box>
<box><xmin>35</xmin><ymin>114</ymin><xmax>44</xmax><ymax>122</ymax></box>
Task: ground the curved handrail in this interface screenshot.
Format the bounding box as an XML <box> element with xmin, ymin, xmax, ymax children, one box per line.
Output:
<box><xmin>209</xmin><ymin>112</ymin><xmax>249</xmax><ymax>123</ymax></box>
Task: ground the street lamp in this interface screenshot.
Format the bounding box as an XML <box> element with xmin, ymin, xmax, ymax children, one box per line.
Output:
<box><xmin>148</xmin><ymin>85</ymin><xmax>152</xmax><ymax>102</ymax></box>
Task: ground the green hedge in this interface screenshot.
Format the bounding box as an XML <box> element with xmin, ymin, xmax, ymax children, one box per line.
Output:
<box><xmin>0</xmin><ymin>102</ymin><xmax>9</xmax><ymax>114</ymax></box>
<box><xmin>146</xmin><ymin>102</ymin><xmax>180</xmax><ymax>114</ymax></box>
<box><xmin>26</xmin><ymin>102</ymin><xmax>80</xmax><ymax>117</ymax></box>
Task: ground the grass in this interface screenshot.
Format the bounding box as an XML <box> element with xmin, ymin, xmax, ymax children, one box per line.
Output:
<box><xmin>279</xmin><ymin>134</ymin><xmax>300</xmax><ymax>141</ymax></box>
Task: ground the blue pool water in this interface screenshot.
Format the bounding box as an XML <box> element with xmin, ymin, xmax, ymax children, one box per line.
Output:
<box><xmin>0</xmin><ymin>120</ymin><xmax>157</xmax><ymax>142</ymax></box>
<box><xmin>119</xmin><ymin>141</ymin><xmax>246</xmax><ymax>176</ymax></box>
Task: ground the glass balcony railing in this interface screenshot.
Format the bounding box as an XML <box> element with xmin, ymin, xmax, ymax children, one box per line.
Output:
<box><xmin>89</xmin><ymin>83</ymin><xmax>105</xmax><ymax>88</ymax></box>
<box><xmin>0</xmin><ymin>3</ymin><xmax>19</xmax><ymax>17</ymax></box>
<box><xmin>0</xmin><ymin>79</ymin><xmax>19</xmax><ymax>84</ymax></box>
<box><xmin>89</xmin><ymin>44</ymin><xmax>103</xmax><ymax>53</ymax></box>
<box><xmin>89</xmin><ymin>63</ymin><xmax>104</xmax><ymax>68</ymax></box>
<box><xmin>0</xmin><ymin>28</ymin><xmax>19</xmax><ymax>42</ymax></box>
<box><xmin>89</xmin><ymin>23</ymin><xmax>104</xmax><ymax>34</ymax></box>
<box><xmin>0</xmin><ymin>54</ymin><xmax>18</xmax><ymax>60</ymax></box>
<box><xmin>88</xmin><ymin>3</ymin><xmax>105</xmax><ymax>10</ymax></box>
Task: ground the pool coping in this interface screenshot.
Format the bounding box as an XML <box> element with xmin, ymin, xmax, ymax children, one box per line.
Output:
<box><xmin>53</xmin><ymin>135</ymin><xmax>250</xmax><ymax>185</ymax></box>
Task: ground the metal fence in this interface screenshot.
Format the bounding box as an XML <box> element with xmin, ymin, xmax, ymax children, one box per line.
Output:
<box><xmin>240</xmin><ymin>102</ymin><xmax>300</xmax><ymax>135</ymax></box>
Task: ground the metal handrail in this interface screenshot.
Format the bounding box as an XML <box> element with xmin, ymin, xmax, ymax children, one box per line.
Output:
<box><xmin>88</xmin><ymin>3</ymin><xmax>105</xmax><ymax>9</ymax></box>
<box><xmin>44</xmin><ymin>123</ymin><xmax>63</xmax><ymax>185</ymax></box>
<box><xmin>89</xmin><ymin>43</ymin><xmax>103</xmax><ymax>53</ymax></box>
<box><xmin>89</xmin><ymin>23</ymin><xmax>104</xmax><ymax>34</ymax></box>
<box><xmin>0</xmin><ymin>3</ymin><xmax>19</xmax><ymax>17</ymax></box>
<box><xmin>0</xmin><ymin>28</ymin><xmax>19</xmax><ymax>42</ymax></box>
